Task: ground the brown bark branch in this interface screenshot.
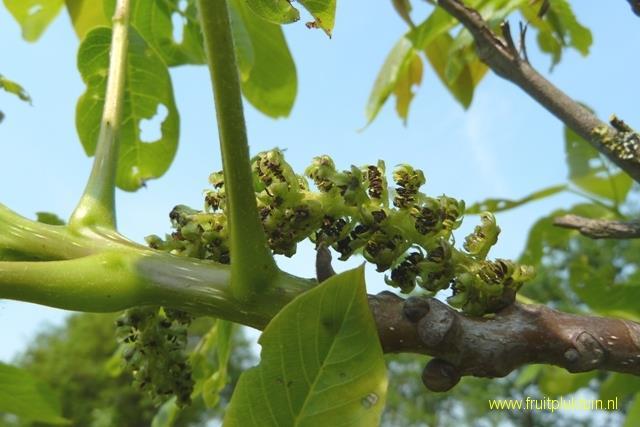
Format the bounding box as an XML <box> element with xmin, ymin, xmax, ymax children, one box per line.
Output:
<box><xmin>435</xmin><ymin>0</ymin><xmax>640</xmax><ymax>183</ymax></box>
<box><xmin>628</xmin><ymin>0</ymin><xmax>640</xmax><ymax>17</ymax></box>
<box><xmin>554</xmin><ymin>214</ymin><xmax>640</xmax><ymax>239</ymax></box>
<box><xmin>369</xmin><ymin>292</ymin><xmax>640</xmax><ymax>391</ymax></box>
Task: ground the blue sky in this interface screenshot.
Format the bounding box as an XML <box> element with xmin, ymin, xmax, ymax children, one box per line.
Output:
<box><xmin>1</xmin><ymin>1</ymin><xmax>639</xmax><ymax>361</ymax></box>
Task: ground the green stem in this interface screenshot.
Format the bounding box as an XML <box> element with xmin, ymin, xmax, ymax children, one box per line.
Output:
<box><xmin>69</xmin><ymin>0</ymin><xmax>131</xmax><ymax>230</ymax></box>
<box><xmin>0</xmin><ymin>204</ymin><xmax>141</xmax><ymax>260</ymax></box>
<box><xmin>196</xmin><ymin>0</ymin><xmax>278</xmax><ymax>301</ymax></box>
<box><xmin>0</xmin><ymin>248</ymin><xmax>310</xmax><ymax>329</ymax></box>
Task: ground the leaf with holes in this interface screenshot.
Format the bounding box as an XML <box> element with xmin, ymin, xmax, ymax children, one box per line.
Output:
<box><xmin>0</xmin><ymin>362</ymin><xmax>70</xmax><ymax>424</ymax></box>
<box><xmin>230</xmin><ymin>0</ymin><xmax>297</xmax><ymax>118</ymax></box>
<box><xmin>465</xmin><ymin>184</ymin><xmax>567</xmax><ymax>214</ymax></box>
<box><xmin>3</xmin><ymin>0</ymin><xmax>64</xmax><ymax>41</ymax></box>
<box><xmin>223</xmin><ymin>267</ymin><xmax>388</xmax><ymax>427</ymax></box>
<box><xmin>565</xmin><ymin>124</ymin><xmax>633</xmax><ymax>203</ymax></box>
<box><xmin>76</xmin><ymin>27</ymin><xmax>179</xmax><ymax>191</ymax></box>
<box><xmin>131</xmin><ymin>0</ymin><xmax>206</xmax><ymax>66</ymax></box>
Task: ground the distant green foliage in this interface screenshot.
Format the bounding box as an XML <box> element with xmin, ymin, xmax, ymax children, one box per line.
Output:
<box><xmin>3</xmin><ymin>313</ymin><xmax>253</xmax><ymax>426</ymax></box>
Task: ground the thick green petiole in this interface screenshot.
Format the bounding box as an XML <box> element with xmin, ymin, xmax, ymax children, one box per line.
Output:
<box><xmin>0</xmin><ymin>209</ymin><xmax>311</xmax><ymax>328</ymax></box>
<box><xmin>196</xmin><ymin>0</ymin><xmax>279</xmax><ymax>301</ymax></box>
<box><xmin>69</xmin><ymin>0</ymin><xmax>131</xmax><ymax>230</ymax></box>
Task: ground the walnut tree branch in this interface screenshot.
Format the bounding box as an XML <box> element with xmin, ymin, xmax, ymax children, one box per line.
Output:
<box><xmin>554</xmin><ymin>214</ymin><xmax>640</xmax><ymax>239</ymax></box>
<box><xmin>369</xmin><ymin>292</ymin><xmax>640</xmax><ymax>391</ymax></box>
<box><xmin>436</xmin><ymin>0</ymin><xmax>640</xmax><ymax>183</ymax></box>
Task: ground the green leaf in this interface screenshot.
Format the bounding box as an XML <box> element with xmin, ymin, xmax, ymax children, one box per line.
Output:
<box><xmin>64</xmin><ymin>0</ymin><xmax>110</xmax><ymax>39</ymax></box>
<box><xmin>224</xmin><ymin>267</ymin><xmax>388</xmax><ymax>427</ymax></box>
<box><xmin>76</xmin><ymin>27</ymin><xmax>180</xmax><ymax>191</ymax></box>
<box><xmin>625</xmin><ymin>394</ymin><xmax>640</xmax><ymax>427</ymax></box>
<box><xmin>230</xmin><ymin>0</ymin><xmax>297</xmax><ymax>118</ymax></box>
<box><xmin>0</xmin><ymin>74</ymin><xmax>32</xmax><ymax>104</ymax></box>
<box><xmin>538</xmin><ymin>365</ymin><xmax>595</xmax><ymax>397</ymax></box>
<box><xmin>424</xmin><ymin>32</ymin><xmax>485</xmax><ymax>109</ymax></box>
<box><xmin>3</xmin><ymin>0</ymin><xmax>64</xmax><ymax>41</ymax></box>
<box><xmin>297</xmin><ymin>0</ymin><xmax>336</xmax><ymax>36</ymax></box>
<box><xmin>393</xmin><ymin>50</ymin><xmax>423</xmax><ymax>123</ymax></box>
<box><xmin>365</xmin><ymin>37</ymin><xmax>415</xmax><ymax>124</ymax></box>
<box><xmin>513</xmin><ymin>364</ymin><xmax>542</xmax><ymax>388</ymax></box>
<box><xmin>407</xmin><ymin>7</ymin><xmax>456</xmax><ymax>49</ymax></box>
<box><xmin>131</xmin><ymin>0</ymin><xmax>206</xmax><ymax>66</ymax></box>
<box><xmin>466</xmin><ymin>184</ymin><xmax>567</xmax><ymax>214</ymax></box>
<box><xmin>519</xmin><ymin>203</ymin><xmax>610</xmax><ymax>266</ymax></box>
<box><xmin>35</xmin><ymin>211</ymin><xmax>66</xmax><ymax>225</ymax></box>
<box><xmin>229</xmin><ymin>3</ymin><xmax>256</xmax><ymax>81</ymax></box>
<box><xmin>202</xmin><ymin>320</ymin><xmax>234</xmax><ymax>408</ymax></box>
<box><xmin>565</xmin><ymin>125</ymin><xmax>633</xmax><ymax>203</ymax></box>
<box><xmin>0</xmin><ymin>362</ymin><xmax>70</xmax><ymax>424</ymax></box>
<box><xmin>600</xmin><ymin>374</ymin><xmax>640</xmax><ymax>402</ymax></box>
<box><xmin>151</xmin><ymin>397</ymin><xmax>180</xmax><ymax>427</ymax></box>
<box><xmin>520</xmin><ymin>0</ymin><xmax>592</xmax><ymax>68</ymax></box>
<box><xmin>244</xmin><ymin>0</ymin><xmax>300</xmax><ymax>25</ymax></box>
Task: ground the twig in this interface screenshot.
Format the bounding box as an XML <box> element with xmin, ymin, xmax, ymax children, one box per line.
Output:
<box><xmin>369</xmin><ymin>293</ymin><xmax>640</xmax><ymax>390</ymax></box>
<box><xmin>436</xmin><ymin>0</ymin><xmax>640</xmax><ymax>183</ymax></box>
<box><xmin>554</xmin><ymin>214</ymin><xmax>640</xmax><ymax>239</ymax></box>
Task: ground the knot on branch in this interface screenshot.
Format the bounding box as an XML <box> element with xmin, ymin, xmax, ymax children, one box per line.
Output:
<box><xmin>564</xmin><ymin>331</ymin><xmax>605</xmax><ymax>372</ymax></box>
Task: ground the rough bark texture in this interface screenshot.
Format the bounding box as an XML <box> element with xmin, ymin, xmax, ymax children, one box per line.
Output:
<box><xmin>369</xmin><ymin>292</ymin><xmax>640</xmax><ymax>391</ymax></box>
<box><xmin>554</xmin><ymin>214</ymin><xmax>640</xmax><ymax>239</ymax></box>
<box><xmin>436</xmin><ymin>0</ymin><xmax>640</xmax><ymax>183</ymax></box>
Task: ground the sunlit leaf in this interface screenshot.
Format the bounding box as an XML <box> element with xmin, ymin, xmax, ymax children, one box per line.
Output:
<box><xmin>3</xmin><ymin>0</ymin><xmax>64</xmax><ymax>41</ymax></box>
<box><xmin>244</xmin><ymin>0</ymin><xmax>300</xmax><ymax>25</ymax></box>
<box><xmin>365</xmin><ymin>37</ymin><xmax>415</xmax><ymax>124</ymax></box>
<box><xmin>424</xmin><ymin>32</ymin><xmax>478</xmax><ymax>108</ymax></box>
<box><xmin>393</xmin><ymin>50</ymin><xmax>423</xmax><ymax>123</ymax></box>
<box><xmin>391</xmin><ymin>0</ymin><xmax>414</xmax><ymax>28</ymax></box>
<box><xmin>466</xmin><ymin>184</ymin><xmax>567</xmax><ymax>214</ymax></box>
<box><xmin>0</xmin><ymin>362</ymin><xmax>70</xmax><ymax>424</ymax></box>
<box><xmin>565</xmin><ymin>125</ymin><xmax>633</xmax><ymax>204</ymax></box>
<box><xmin>297</xmin><ymin>0</ymin><xmax>336</xmax><ymax>36</ymax></box>
<box><xmin>520</xmin><ymin>0</ymin><xmax>592</xmax><ymax>68</ymax></box>
<box><xmin>224</xmin><ymin>267</ymin><xmax>388</xmax><ymax>427</ymax></box>
<box><xmin>76</xmin><ymin>27</ymin><xmax>179</xmax><ymax>191</ymax></box>
<box><xmin>230</xmin><ymin>0</ymin><xmax>297</xmax><ymax>117</ymax></box>
<box><xmin>64</xmin><ymin>0</ymin><xmax>110</xmax><ymax>39</ymax></box>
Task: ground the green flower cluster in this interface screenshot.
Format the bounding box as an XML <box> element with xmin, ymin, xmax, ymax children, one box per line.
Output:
<box><xmin>116</xmin><ymin>307</ymin><xmax>194</xmax><ymax>407</ymax></box>
<box><xmin>147</xmin><ymin>149</ymin><xmax>534</xmax><ymax>315</ymax></box>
